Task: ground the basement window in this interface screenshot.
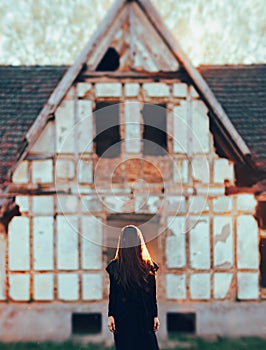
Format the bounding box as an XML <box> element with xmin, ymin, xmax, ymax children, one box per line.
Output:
<box><xmin>72</xmin><ymin>313</ymin><xmax>102</xmax><ymax>335</ymax></box>
<box><xmin>142</xmin><ymin>104</ymin><xmax>167</xmax><ymax>156</ymax></box>
<box><xmin>96</xmin><ymin>47</ymin><xmax>120</xmax><ymax>71</ymax></box>
<box><xmin>167</xmin><ymin>312</ymin><xmax>196</xmax><ymax>335</ymax></box>
<box><xmin>260</xmin><ymin>238</ymin><xmax>266</xmax><ymax>288</ymax></box>
<box><xmin>94</xmin><ymin>102</ymin><xmax>120</xmax><ymax>158</ymax></box>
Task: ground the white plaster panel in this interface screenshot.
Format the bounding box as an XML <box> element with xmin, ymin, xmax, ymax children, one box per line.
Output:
<box><xmin>190</xmin><ymin>86</ymin><xmax>199</xmax><ymax>98</ymax></box>
<box><xmin>125</xmin><ymin>83</ymin><xmax>139</xmax><ymax>97</ymax></box>
<box><xmin>214</xmin><ymin>273</ymin><xmax>233</xmax><ymax>299</ymax></box>
<box><xmin>173</xmin><ymin>102</ymin><xmax>187</xmax><ymax>153</ymax></box>
<box><xmin>213</xmin><ymin>196</ymin><xmax>232</xmax><ymax>212</ymax></box>
<box><xmin>78</xmin><ymin>159</ymin><xmax>93</xmax><ymax>183</ymax></box>
<box><xmin>105</xmin><ymin>196</ymin><xmax>131</xmax><ymax>213</ymax></box>
<box><xmin>12</xmin><ymin>161</ymin><xmax>28</xmax><ymax>183</ymax></box>
<box><xmin>77</xmin><ymin>83</ymin><xmax>92</xmax><ymax>98</ymax></box>
<box><xmin>165</xmin><ymin>196</ymin><xmax>186</xmax><ymax>213</ymax></box>
<box><xmin>57</xmin><ymin>195</ymin><xmax>78</xmax><ymax>213</ymax></box>
<box><xmin>95</xmin><ymin>83</ymin><xmax>122</xmax><ymax>97</ymax></box>
<box><xmin>189</xmin><ymin>216</ymin><xmax>210</xmax><ymax>269</ymax></box>
<box><xmin>9</xmin><ymin>274</ymin><xmax>30</xmax><ymax>301</ymax></box>
<box><xmin>0</xmin><ymin>273</ymin><xmax>5</xmax><ymax>300</ymax></box>
<box><xmin>135</xmin><ymin>195</ymin><xmax>160</xmax><ymax>214</ymax></box>
<box><xmin>173</xmin><ymin>83</ymin><xmax>187</xmax><ymax>97</ymax></box>
<box><xmin>32</xmin><ymin>196</ymin><xmax>54</xmax><ymax>215</ymax></box>
<box><xmin>166</xmin><ymin>274</ymin><xmax>186</xmax><ymax>299</ymax></box>
<box><xmin>237</xmin><ymin>194</ymin><xmax>257</xmax><ymax>212</ymax></box>
<box><xmin>166</xmin><ymin>216</ymin><xmax>186</xmax><ymax>267</ymax></box>
<box><xmin>34</xmin><ymin>274</ymin><xmax>54</xmax><ymax>300</ymax></box>
<box><xmin>16</xmin><ymin>196</ymin><xmax>29</xmax><ymax>212</ymax></box>
<box><xmin>191</xmin><ymin>156</ymin><xmax>210</xmax><ymax>183</ymax></box>
<box><xmin>143</xmin><ymin>83</ymin><xmax>170</xmax><ymax>97</ymax></box>
<box><xmin>213</xmin><ymin>216</ymin><xmax>233</xmax><ymax>269</ymax></box>
<box><xmin>237</xmin><ymin>215</ymin><xmax>258</xmax><ymax>269</ymax></box>
<box><xmin>125</xmin><ymin>101</ymin><xmax>141</xmax><ymax>153</ymax></box>
<box><xmin>237</xmin><ymin>272</ymin><xmax>259</xmax><ymax>299</ymax></box>
<box><xmin>190</xmin><ymin>273</ymin><xmax>210</xmax><ymax>299</ymax></box>
<box><xmin>32</xmin><ymin>160</ymin><xmax>53</xmax><ymax>184</ymax></box>
<box><xmin>55</xmin><ymin>160</ymin><xmax>75</xmax><ymax>179</ymax></box>
<box><xmin>173</xmin><ymin>159</ymin><xmax>188</xmax><ymax>183</ymax></box>
<box><xmin>189</xmin><ymin>196</ymin><xmax>209</xmax><ymax>213</ymax></box>
<box><xmin>31</xmin><ymin>122</ymin><xmax>55</xmax><ymax>153</ymax></box>
<box><xmin>81</xmin><ymin>196</ymin><xmax>102</xmax><ymax>212</ymax></box>
<box><xmin>9</xmin><ymin>217</ymin><xmax>30</xmax><ymax>271</ymax></box>
<box><xmin>57</xmin><ymin>216</ymin><xmax>78</xmax><ymax>270</ymax></box>
<box><xmin>56</xmin><ymin>100</ymin><xmax>75</xmax><ymax>153</ymax></box>
<box><xmin>82</xmin><ymin>273</ymin><xmax>102</xmax><ymax>300</ymax></box>
<box><xmin>213</xmin><ymin>159</ymin><xmax>234</xmax><ymax>184</ymax></box>
<box><xmin>192</xmin><ymin>100</ymin><xmax>209</xmax><ymax>153</ymax></box>
<box><xmin>33</xmin><ymin>217</ymin><xmax>54</xmax><ymax>270</ymax></box>
<box><xmin>81</xmin><ymin>216</ymin><xmax>102</xmax><ymax>269</ymax></box>
<box><xmin>58</xmin><ymin>273</ymin><xmax>79</xmax><ymax>300</ymax></box>
<box><xmin>77</xmin><ymin>100</ymin><xmax>93</xmax><ymax>153</ymax></box>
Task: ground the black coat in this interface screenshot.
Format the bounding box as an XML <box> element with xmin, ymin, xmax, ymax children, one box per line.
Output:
<box><xmin>106</xmin><ymin>259</ymin><xmax>160</xmax><ymax>350</ymax></box>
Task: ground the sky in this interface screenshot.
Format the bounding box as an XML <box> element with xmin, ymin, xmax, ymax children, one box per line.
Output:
<box><xmin>0</xmin><ymin>0</ymin><xmax>265</xmax><ymax>66</ymax></box>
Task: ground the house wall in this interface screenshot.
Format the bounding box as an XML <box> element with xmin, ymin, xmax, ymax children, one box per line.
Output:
<box><xmin>0</xmin><ymin>80</ymin><xmax>262</xmax><ymax>342</ymax></box>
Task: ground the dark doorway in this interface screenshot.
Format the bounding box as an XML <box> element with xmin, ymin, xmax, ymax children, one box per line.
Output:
<box><xmin>104</xmin><ymin>214</ymin><xmax>161</xmax><ymax>265</ymax></box>
<box><xmin>167</xmin><ymin>312</ymin><xmax>196</xmax><ymax>334</ymax></box>
<box><xmin>72</xmin><ymin>313</ymin><xmax>102</xmax><ymax>335</ymax></box>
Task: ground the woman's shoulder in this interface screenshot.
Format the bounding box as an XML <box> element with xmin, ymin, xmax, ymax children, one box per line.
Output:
<box><xmin>106</xmin><ymin>258</ymin><xmax>119</xmax><ymax>275</ymax></box>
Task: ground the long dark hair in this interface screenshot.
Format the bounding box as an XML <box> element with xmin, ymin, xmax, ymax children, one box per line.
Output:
<box><xmin>114</xmin><ymin>225</ymin><xmax>155</xmax><ymax>290</ymax></box>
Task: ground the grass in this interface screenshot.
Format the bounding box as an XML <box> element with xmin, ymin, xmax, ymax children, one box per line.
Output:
<box><xmin>1</xmin><ymin>338</ymin><xmax>266</xmax><ymax>350</ymax></box>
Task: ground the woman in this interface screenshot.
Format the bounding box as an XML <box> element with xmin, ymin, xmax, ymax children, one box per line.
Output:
<box><xmin>106</xmin><ymin>225</ymin><xmax>160</xmax><ymax>350</ymax></box>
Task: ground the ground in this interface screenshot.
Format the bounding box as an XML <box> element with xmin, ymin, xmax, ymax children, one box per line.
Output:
<box><xmin>1</xmin><ymin>337</ymin><xmax>266</xmax><ymax>350</ymax></box>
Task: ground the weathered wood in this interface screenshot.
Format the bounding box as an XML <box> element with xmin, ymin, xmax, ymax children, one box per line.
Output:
<box><xmin>86</xmin><ymin>5</ymin><xmax>128</xmax><ymax>71</ymax></box>
<box><xmin>79</xmin><ymin>70</ymin><xmax>188</xmax><ymax>79</ymax></box>
<box><xmin>136</xmin><ymin>0</ymin><xmax>251</xmax><ymax>160</ymax></box>
<box><xmin>225</xmin><ymin>179</ymin><xmax>266</xmax><ymax>196</ymax></box>
<box><xmin>132</xmin><ymin>2</ymin><xmax>178</xmax><ymax>72</ymax></box>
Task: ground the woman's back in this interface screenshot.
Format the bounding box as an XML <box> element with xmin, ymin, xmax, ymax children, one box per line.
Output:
<box><xmin>106</xmin><ymin>225</ymin><xmax>160</xmax><ymax>350</ymax></box>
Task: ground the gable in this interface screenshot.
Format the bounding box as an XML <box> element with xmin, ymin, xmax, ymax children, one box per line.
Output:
<box><xmin>86</xmin><ymin>2</ymin><xmax>179</xmax><ymax>72</ymax></box>
<box><xmin>0</xmin><ymin>0</ymin><xmax>264</xmax><ymax>185</ymax></box>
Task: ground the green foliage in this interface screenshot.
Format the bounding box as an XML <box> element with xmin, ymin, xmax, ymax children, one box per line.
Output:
<box><xmin>2</xmin><ymin>338</ymin><xmax>266</xmax><ymax>350</ymax></box>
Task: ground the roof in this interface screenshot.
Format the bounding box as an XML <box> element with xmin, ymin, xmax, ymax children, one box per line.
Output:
<box><xmin>0</xmin><ymin>66</ymin><xmax>67</xmax><ymax>184</ymax></box>
<box><xmin>199</xmin><ymin>64</ymin><xmax>266</xmax><ymax>168</ymax></box>
<box><xmin>0</xmin><ymin>64</ymin><xmax>265</xmax><ymax>185</ymax></box>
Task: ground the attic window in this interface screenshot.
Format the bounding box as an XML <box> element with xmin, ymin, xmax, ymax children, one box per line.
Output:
<box><xmin>143</xmin><ymin>104</ymin><xmax>167</xmax><ymax>156</ymax></box>
<box><xmin>94</xmin><ymin>102</ymin><xmax>121</xmax><ymax>158</ymax></box>
<box><xmin>96</xmin><ymin>48</ymin><xmax>120</xmax><ymax>71</ymax></box>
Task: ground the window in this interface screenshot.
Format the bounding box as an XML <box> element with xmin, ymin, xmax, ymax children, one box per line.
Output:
<box><xmin>260</xmin><ymin>238</ymin><xmax>266</xmax><ymax>288</ymax></box>
<box><xmin>142</xmin><ymin>104</ymin><xmax>167</xmax><ymax>156</ymax></box>
<box><xmin>96</xmin><ymin>47</ymin><xmax>120</xmax><ymax>71</ymax></box>
<box><xmin>94</xmin><ymin>102</ymin><xmax>120</xmax><ymax>158</ymax></box>
<box><xmin>72</xmin><ymin>313</ymin><xmax>102</xmax><ymax>335</ymax></box>
<box><xmin>167</xmin><ymin>312</ymin><xmax>196</xmax><ymax>334</ymax></box>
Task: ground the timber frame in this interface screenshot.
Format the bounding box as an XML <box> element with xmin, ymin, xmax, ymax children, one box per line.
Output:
<box><xmin>8</xmin><ymin>0</ymin><xmax>254</xmax><ymax>181</ymax></box>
